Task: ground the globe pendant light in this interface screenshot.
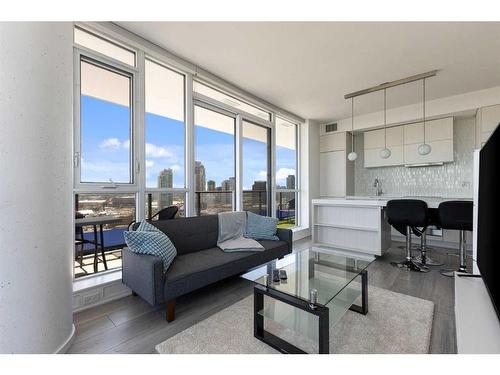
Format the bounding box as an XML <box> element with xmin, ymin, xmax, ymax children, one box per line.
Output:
<box><xmin>380</xmin><ymin>88</ymin><xmax>391</xmax><ymax>159</ymax></box>
<box><xmin>347</xmin><ymin>97</ymin><xmax>358</xmax><ymax>161</ymax></box>
<box><xmin>418</xmin><ymin>78</ymin><xmax>432</xmax><ymax>156</ymax></box>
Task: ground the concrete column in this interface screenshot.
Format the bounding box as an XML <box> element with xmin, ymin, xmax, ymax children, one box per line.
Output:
<box><xmin>0</xmin><ymin>22</ymin><xmax>74</xmax><ymax>353</ymax></box>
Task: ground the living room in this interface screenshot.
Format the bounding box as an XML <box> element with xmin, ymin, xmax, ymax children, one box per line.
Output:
<box><xmin>2</xmin><ymin>1</ymin><xmax>500</xmax><ymax>372</ymax></box>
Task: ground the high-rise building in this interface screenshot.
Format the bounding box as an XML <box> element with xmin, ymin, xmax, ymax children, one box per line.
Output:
<box><xmin>252</xmin><ymin>181</ymin><xmax>267</xmax><ymax>191</ymax></box>
<box><xmin>195</xmin><ymin>161</ymin><xmax>206</xmax><ymax>192</ymax></box>
<box><xmin>221</xmin><ymin>176</ymin><xmax>235</xmax><ymax>205</ymax></box>
<box><xmin>157</xmin><ymin>168</ymin><xmax>173</xmax><ymax>207</ymax></box>
<box><xmin>207</xmin><ymin>180</ymin><xmax>216</xmax><ymax>191</ymax></box>
<box><xmin>286</xmin><ymin>174</ymin><xmax>296</xmax><ymax>189</ymax></box>
<box><xmin>251</xmin><ymin>180</ymin><xmax>267</xmax><ymax>213</ymax></box>
<box><xmin>157</xmin><ymin>168</ymin><xmax>173</xmax><ymax>189</ymax></box>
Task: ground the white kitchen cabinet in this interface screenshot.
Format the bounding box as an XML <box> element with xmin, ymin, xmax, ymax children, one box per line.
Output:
<box><xmin>320</xmin><ymin>151</ymin><xmax>345</xmax><ymax>197</ymax></box>
<box><xmin>364</xmin><ymin>126</ymin><xmax>404</xmax><ymax>167</ymax></box>
<box><xmin>363</xmin><ymin>117</ymin><xmax>453</xmax><ymax>167</ymax></box>
<box><xmin>320</xmin><ymin>132</ymin><xmax>346</xmax><ymax>152</ymax></box>
<box><xmin>402</xmin><ymin>117</ymin><xmax>454</xmax><ymax>165</ymax></box>
<box><xmin>404</xmin><ymin>117</ymin><xmax>453</xmax><ymax>145</ymax></box>
<box><xmin>364</xmin><ymin>145</ymin><xmax>404</xmax><ymax>167</ymax></box>
<box><xmin>403</xmin><ymin>139</ymin><xmax>454</xmax><ymax>165</ymax></box>
<box><xmin>319</xmin><ymin>132</ymin><xmax>354</xmax><ymax>197</ymax></box>
<box><xmin>476</xmin><ymin>104</ymin><xmax>500</xmax><ymax>148</ymax></box>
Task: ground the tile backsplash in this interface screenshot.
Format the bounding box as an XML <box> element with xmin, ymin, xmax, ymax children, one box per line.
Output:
<box><xmin>353</xmin><ymin>117</ymin><xmax>475</xmax><ymax>198</ymax></box>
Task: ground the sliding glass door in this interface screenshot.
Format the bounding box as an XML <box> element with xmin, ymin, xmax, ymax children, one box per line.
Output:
<box><xmin>194</xmin><ymin>105</ymin><xmax>236</xmax><ymax>215</ymax></box>
<box><xmin>242</xmin><ymin>120</ymin><xmax>271</xmax><ymax>216</ymax></box>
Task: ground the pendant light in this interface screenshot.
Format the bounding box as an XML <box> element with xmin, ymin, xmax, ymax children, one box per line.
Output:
<box><xmin>347</xmin><ymin>97</ymin><xmax>358</xmax><ymax>161</ymax></box>
<box><xmin>379</xmin><ymin>88</ymin><xmax>391</xmax><ymax>159</ymax></box>
<box><xmin>418</xmin><ymin>78</ymin><xmax>432</xmax><ymax>156</ymax></box>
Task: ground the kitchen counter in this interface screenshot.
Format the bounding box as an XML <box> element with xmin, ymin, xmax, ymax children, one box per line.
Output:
<box><xmin>314</xmin><ymin>196</ymin><xmax>473</xmax><ymax>209</ymax></box>
<box><xmin>311</xmin><ymin>196</ymin><xmax>472</xmax><ymax>257</ymax></box>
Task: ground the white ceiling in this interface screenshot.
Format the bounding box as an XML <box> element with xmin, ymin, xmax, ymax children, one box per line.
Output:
<box><xmin>118</xmin><ymin>22</ymin><xmax>500</xmax><ymax>123</ymax></box>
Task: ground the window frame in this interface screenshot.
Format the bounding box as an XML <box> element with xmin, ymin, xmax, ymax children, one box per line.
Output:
<box><xmin>241</xmin><ymin>119</ymin><xmax>273</xmax><ymax>217</ymax></box>
<box><xmin>193</xmin><ymin>100</ymin><xmax>238</xmax><ymax>215</ymax></box>
<box><xmin>275</xmin><ymin>117</ymin><xmax>300</xmax><ymax>228</ymax></box>
<box><xmin>72</xmin><ymin>23</ymin><xmax>305</xmax><ymax>282</ymax></box>
<box><xmin>74</xmin><ymin>25</ymin><xmax>138</xmax><ymax>67</ymax></box>
<box><xmin>74</xmin><ymin>48</ymin><xmax>139</xmax><ymax>191</ymax></box>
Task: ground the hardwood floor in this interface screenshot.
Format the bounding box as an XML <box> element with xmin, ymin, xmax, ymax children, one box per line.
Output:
<box><xmin>68</xmin><ymin>238</ymin><xmax>459</xmax><ymax>354</ymax></box>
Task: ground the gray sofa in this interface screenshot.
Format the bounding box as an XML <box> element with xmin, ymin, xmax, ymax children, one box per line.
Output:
<box><xmin>122</xmin><ymin>215</ymin><xmax>292</xmax><ymax>322</ymax></box>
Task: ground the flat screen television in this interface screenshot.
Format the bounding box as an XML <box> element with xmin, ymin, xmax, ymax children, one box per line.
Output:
<box><xmin>477</xmin><ymin>122</ymin><xmax>500</xmax><ymax>321</ymax></box>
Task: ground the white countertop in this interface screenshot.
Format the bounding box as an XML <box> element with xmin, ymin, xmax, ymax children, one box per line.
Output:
<box><xmin>313</xmin><ymin>196</ymin><xmax>473</xmax><ymax>209</ymax></box>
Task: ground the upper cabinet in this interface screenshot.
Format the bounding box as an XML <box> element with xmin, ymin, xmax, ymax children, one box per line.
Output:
<box><xmin>476</xmin><ymin>104</ymin><xmax>500</xmax><ymax>148</ymax></box>
<box><xmin>319</xmin><ymin>132</ymin><xmax>354</xmax><ymax>197</ymax></box>
<box><xmin>364</xmin><ymin>117</ymin><xmax>454</xmax><ymax>168</ymax></box>
<box><xmin>363</xmin><ymin>127</ymin><xmax>404</xmax><ymax>167</ymax></box>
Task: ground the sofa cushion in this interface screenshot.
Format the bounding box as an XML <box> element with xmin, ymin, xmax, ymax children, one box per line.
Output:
<box><xmin>151</xmin><ymin>215</ymin><xmax>219</xmax><ymax>255</ymax></box>
<box><xmin>245</xmin><ymin>212</ymin><xmax>279</xmax><ymax>241</ymax></box>
<box><xmin>164</xmin><ymin>240</ymin><xmax>289</xmax><ymax>301</ymax></box>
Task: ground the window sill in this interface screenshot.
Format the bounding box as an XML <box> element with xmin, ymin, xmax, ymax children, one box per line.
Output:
<box><xmin>73</xmin><ymin>269</ymin><xmax>122</xmax><ymax>293</ymax></box>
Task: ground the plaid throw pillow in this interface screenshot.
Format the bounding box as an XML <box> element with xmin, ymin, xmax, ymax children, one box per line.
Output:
<box><xmin>124</xmin><ymin>220</ymin><xmax>177</xmax><ymax>272</ymax></box>
<box><xmin>245</xmin><ymin>211</ymin><xmax>279</xmax><ymax>241</ymax></box>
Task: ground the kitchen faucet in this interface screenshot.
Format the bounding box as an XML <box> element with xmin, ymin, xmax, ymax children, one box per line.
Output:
<box><xmin>373</xmin><ymin>178</ymin><xmax>383</xmax><ymax>197</ymax></box>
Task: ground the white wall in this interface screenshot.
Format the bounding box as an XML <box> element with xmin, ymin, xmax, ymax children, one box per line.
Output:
<box><xmin>296</xmin><ymin>120</ymin><xmax>320</xmax><ymax>240</ymax></box>
<box><xmin>0</xmin><ymin>23</ymin><xmax>74</xmax><ymax>353</ymax></box>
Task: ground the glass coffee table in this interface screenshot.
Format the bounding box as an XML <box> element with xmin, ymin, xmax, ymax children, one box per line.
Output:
<box><xmin>241</xmin><ymin>247</ymin><xmax>373</xmax><ymax>354</ymax></box>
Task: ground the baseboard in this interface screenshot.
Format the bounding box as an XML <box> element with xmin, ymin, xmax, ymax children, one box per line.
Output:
<box><xmin>55</xmin><ymin>324</ymin><xmax>76</xmax><ymax>354</ymax></box>
<box><xmin>73</xmin><ymin>274</ymin><xmax>132</xmax><ymax>312</ymax></box>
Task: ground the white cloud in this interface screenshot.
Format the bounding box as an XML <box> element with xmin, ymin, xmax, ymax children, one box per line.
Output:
<box><xmin>256</xmin><ymin>168</ymin><xmax>295</xmax><ymax>184</ymax></box>
<box><xmin>122</xmin><ymin>140</ymin><xmax>130</xmax><ymax>149</ymax></box>
<box><xmin>145</xmin><ymin>160</ymin><xmax>154</xmax><ymax>168</ymax></box>
<box><xmin>170</xmin><ymin>164</ymin><xmax>181</xmax><ymax>171</ymax></box>
<box><xmin>145</xmin><ymin>143</ymin><xmax>175</xmax><ymax>159</ymax></box>
<box><xmin>257</xmin><ymin>170</ymin><xmax>267</xmax><ymax>179</ymax></box>
<box><xmin>99</xmin><ymin>138</ymin><xmax>122</xmax><ymax>150</ymax></box>
<box><xmin>276</xmin><ymin>168</ymin><xmax>296</xmax><ymax>183</ymax></box>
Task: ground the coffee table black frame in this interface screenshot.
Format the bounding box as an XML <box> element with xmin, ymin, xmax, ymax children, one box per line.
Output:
<box><xmin>253</xmin><ymin>268</ymin><xmax>368</xmax><ymax>354</ymax></box>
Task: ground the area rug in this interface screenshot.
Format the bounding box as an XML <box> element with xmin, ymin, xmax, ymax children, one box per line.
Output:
<box><xmin>155</xmin><ymin>286</ymin><xmax>434</xmax><ymax>354</ymax></box>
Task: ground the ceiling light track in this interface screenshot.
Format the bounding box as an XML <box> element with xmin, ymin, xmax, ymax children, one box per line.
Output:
<box><xmin>344</xmin><ymin>70</ymin><xmax>438</xmax><ymax>99</ymax></box>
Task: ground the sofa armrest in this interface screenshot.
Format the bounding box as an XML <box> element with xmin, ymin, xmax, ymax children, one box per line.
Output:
<box><xmin>122</xmin><ymin>247</ymin><xmax>165</xmax><ymax>306</ymax></box>
<box><xmin>276</xmin><ymin>228</ymin><xmax>293</xmax><ymax>253</ymax></box>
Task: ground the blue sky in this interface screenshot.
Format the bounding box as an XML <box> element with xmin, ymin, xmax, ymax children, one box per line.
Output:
<box><xmin>81</xmin><ymin>96</ymin><xmax>296</xmax><ymax>189</ymax></box>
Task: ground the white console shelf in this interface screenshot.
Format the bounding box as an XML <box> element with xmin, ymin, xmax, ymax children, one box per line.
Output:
<box><xmin>455</xmin><ymin>271</ymin><xmax>500</xmax><ymax>353</ymax></box>
<box><xmin>311</xmin><ymin>198</ymin><xmax>391</xmax><ymax>256</ymax></box>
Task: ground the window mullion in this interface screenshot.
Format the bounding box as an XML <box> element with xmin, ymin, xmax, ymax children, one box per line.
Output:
<box><xmin>135</xmin><ymin>50</ymin><xmax>146</xmax><ymax>221</ymax></box>
<box><xmin>186</xmin><ymin>73</ymin><xmax>195</xmax><ymax>216</ymax></box>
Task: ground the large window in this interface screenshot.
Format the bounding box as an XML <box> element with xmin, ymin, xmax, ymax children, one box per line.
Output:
<box><xmin>73</xmin><ymin>25</ymin><xmax>303</xmax><ymax>280</ymax></box>
<box><xmin>194</xmin><ymin>105</ymin><xmax>235</xmax><ymax>215</ymax></box>
<box><xmin>275</xmin><ymin>117</ymin><xmax>299</xmax><ymax>228</ymax></box>
<box><xmin>79</xmin><ymin>58</ymin><xmax>134</xmax><ymax>184</ymax></box>
<box><xmin>145</xmin><ymin>59</ymin><xmax>186</xmax><ymax>189</ymax></box>
<box><xmin>242</xmin><ymin>121</ymin><xmax>271</xmax><ymax>216</ymax></box>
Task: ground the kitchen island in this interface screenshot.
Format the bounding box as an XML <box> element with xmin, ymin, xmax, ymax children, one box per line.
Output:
<box><xmin>311</xmin><ymin>196</ymin><xmax>473</xmax><ymax>257</ymax></box>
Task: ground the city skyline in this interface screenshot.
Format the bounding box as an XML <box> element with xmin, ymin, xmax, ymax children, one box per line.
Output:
<box><xmin>157</xmin><ymin>160</ymin><xmax>295</xmax><ymax>192</ymax></box>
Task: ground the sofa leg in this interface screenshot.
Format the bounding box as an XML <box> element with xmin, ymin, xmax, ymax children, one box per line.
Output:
<box><xmin>166</xmin><ymin>299</ymin><xmax>176</xmax><ymax>322</ymax></box>
<box><xmin>131</xmin><ymin>291</ymin><xmax>138</xmax><ymax>297</ymax></box>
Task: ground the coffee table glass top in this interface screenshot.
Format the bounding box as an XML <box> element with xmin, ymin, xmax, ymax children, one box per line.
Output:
<box><xmin>242</xmin><ymin>247</ymin><xmax>373</xmax><ymax>307</ymax></box>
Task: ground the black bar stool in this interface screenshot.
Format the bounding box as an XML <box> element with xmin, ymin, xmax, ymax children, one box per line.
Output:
<box><xmin>412</xmin><ymin>208</ymin><xmax>444</xmax><ymax>267</ymax></box>
<box><xmin>439</xmin><ymin>201</ymin><xmax>473</xmax><ymax>277</ymax></box>
<box><xmin>386</xmin><ymin>199</ymin><xmax>430</xmax><ymax>272</ymax></box>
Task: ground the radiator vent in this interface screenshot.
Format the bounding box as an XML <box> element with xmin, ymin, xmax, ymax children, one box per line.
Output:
<box><xmin>325</xmin><ymin>123</ymin><xmax>338</xmax><ymax>133</ymax></box>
